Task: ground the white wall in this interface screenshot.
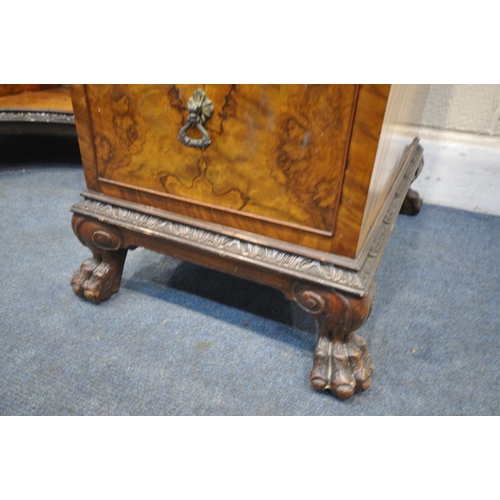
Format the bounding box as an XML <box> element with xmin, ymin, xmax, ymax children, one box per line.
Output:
<box><xmin>411</xmin><ymin>84</ymin><xmax>500</xmax><ymax>216</ymax></box>
<box><xmin>421</xmin><ymin>85</ymin><xmax>500</xmax><ymax>135</ymax></box>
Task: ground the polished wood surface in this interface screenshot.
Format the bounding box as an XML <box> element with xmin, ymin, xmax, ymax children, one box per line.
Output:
<box><xmin>0</xmin><ymin>85</ymin><xmax>75</xmax><ymax>137</ymax></box>
<box><xmin>0</xmin><ymin>84</ymin><xmax>60</xmax><ymax>98</ymax></box>
<box><xmin>85</xmin><ymin>84</ymin><xmax>356</xmax><ymax>232</ymax></box>
<box><xmin>71</xmin><ymin>84</ymin><xmax>390</xmax><ymax>258</ymax></box>
<box><xmin>333</xmin><ymin>84</ymin><xmax>390</xmax><ymax>256</ymax></box>
<box><xmin>0</xmin><ymin>88</ymin><xmax>73</xmax><ymax>112</ymax></box>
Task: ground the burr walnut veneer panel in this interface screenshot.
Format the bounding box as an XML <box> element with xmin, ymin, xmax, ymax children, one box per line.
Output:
<box><xmin>72</xmin><ymin>84</ymin><xmax>390</xmax><ymax>258</ymax></box>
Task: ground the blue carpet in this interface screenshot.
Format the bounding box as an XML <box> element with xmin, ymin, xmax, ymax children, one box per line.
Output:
<box><xmin>1</xmin><ymin>160</ymin><xmax>499</xmax><ymax>415</ymax></box>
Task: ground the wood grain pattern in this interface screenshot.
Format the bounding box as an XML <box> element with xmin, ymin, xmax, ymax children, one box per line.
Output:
<box><xmin>71</xmin><ymin>84</ymin><xmax>390</xmax><ymax>258</ymax></box>
<box><xmin>85</xmin><ymin>84</ymin><xmax>356</xmax><ymax>232</ymax></box>
<box><xmin>0</xmin><ymin>88</ymin><xmax>73</xmax><ymax>112</ymax></box>
<box><xmin>332</xmin><ymin>84</ymin><xmax>391</xmax><ymax>256</ymax></box>
<box><xmin>0</xmin><ymin>84</ymin><xmax>61</xmax><ymax>98</ymax></box>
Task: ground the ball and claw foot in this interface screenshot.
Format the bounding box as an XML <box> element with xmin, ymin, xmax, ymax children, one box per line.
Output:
<box><xmin>310</xmin><ymin>333</ymin><xmax>374</xmax><ymax>400</ymax></box>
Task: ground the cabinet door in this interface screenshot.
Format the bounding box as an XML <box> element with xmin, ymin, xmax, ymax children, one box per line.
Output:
<box><xmin>72</xmin><ymin>84</ymin><xmax>389</xmax><ymax>258</ymax></box>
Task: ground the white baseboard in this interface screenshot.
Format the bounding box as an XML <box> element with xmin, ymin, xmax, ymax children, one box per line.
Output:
<box><xmin>411</xmin><ymin>127</ymin><xmax>500</xmax><ymax>217</ymax></box>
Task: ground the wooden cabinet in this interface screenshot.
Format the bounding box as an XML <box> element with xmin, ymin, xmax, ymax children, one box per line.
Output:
<box><xmin>69</xmin><ymin>84</ymin><xmax>427</xmax><ymax>399</ymax></box>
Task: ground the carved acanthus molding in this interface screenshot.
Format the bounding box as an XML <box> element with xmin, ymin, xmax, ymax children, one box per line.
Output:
<box><xmin>72</xmin><ymin>197</ymin><xmax>366</xmax><ymax>292</ymax></box>
<box><xmin>0</xmin><ymin>111</ymin><xmax>75</xmax><ymax>124</ymax></box>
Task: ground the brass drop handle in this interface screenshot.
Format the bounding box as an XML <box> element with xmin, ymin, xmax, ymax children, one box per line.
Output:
<box><xmin>178</xmin><ymin>88</ymin><xmax>214</xmax><ymax>149</ymax></box>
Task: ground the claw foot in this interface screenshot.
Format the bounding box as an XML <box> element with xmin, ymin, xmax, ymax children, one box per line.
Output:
<box><xmin>71</xmin><ymin>257</ymin><xmax>123</xmax><ymax>304</ymax></box>
<box><xmin>310</xmin><ymin>333</ymin><xmax>374</xmax><ymax>399</ymax></box>
<box><xmin>71</xmin><ymin>256</ymin><xmax>99</xmax><ymax>297</ymax></box>
<box><xmin>293</xmin><ymin>282</ymin><xmax>376</xmax><ymax>400</ymax></box>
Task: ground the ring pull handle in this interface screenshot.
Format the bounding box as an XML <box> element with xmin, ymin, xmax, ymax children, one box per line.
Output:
<box><xmin>178</xmin><ymin>88</ymin><xmax>214</xmax><ymax>149</ymax></box>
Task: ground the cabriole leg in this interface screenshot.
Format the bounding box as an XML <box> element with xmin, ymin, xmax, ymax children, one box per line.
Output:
<box><xmin>293</xmin><ymin>282</ymin><xmax>376</xmax><ymax>400</ymax></box>
<box><xmin>70</xmin><ymin>215</ymin><xmax>128</xmax><ymax>304</ymax></box>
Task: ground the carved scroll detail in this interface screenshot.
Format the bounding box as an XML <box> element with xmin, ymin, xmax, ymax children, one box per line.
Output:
<box><xmin>72</xmin><ymin>217</ymin><xmax>123</xmax><ymax>251</ymax></box>
<box><xmin>70</xmin><ymin>216</ymin><xmax>127</xmax><ymax>304</ymax></box>
<box><xmin>292</xmin><ymin>284</ymin><xmax>326</xmax><ymax>315</ymax></box>
<box><xmin>91</xmin><ymin>230</ymin><xmax>122</xmax><ymax>251</ymax></box>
